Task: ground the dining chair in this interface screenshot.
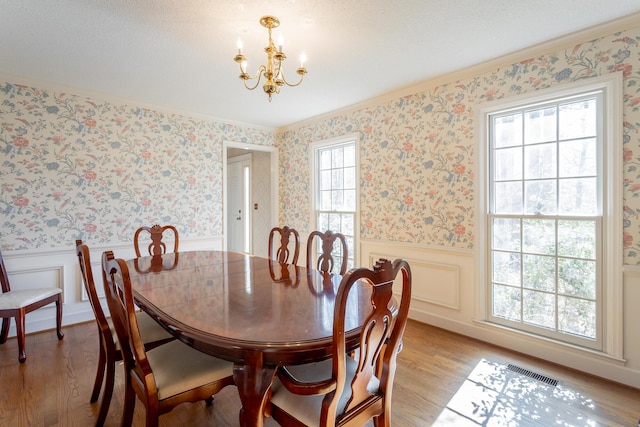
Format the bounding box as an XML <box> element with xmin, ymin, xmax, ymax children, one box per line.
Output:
<box><xmin>306</xmin><ymin>230</ymin><xmax>349</xmax><ymax>275</ymax></box>
<box><xmin>75</xmin><ymin>240</ymin><xmax>174</xmax><ymax>427</ymax></box>
<box><xmin>269</xmin><ymin>258</ymin><xmax>412</xmax><ymax>427</ymax></box>
<box><xmin>101</xmin><ymin>250</ymin><xmax>235</xmax><ymax>427</ymax></box>
<box><xmin>133</xmin><ymin>224</ymin><xmax>179</xmax><ymax>257</ymax></box>
<box><xmin>268</xmin><ymin>225</ymin><xmax>300</xmax><ymax>265</ymax></box>
<box><xmin>0</xmin><ymin>249</ymin><xmax>64</xmax><ymax>363</ymax></box>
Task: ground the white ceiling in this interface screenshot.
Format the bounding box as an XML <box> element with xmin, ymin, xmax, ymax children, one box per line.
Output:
<box><xmin>2</xmin><ymin>1</ymin><xmax>640</xmax><ymax>129</ymax></box>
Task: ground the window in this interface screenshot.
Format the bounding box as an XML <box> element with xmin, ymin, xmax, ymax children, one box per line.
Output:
<box><xmin>311</xmin><ymin>136</ymin><xmax>359</xmax><ymax>269</ymax></box>
<box><xmin>477</xmin><ymin>74</ymin><xmax>622</xmax><ymax>354</ymax></box>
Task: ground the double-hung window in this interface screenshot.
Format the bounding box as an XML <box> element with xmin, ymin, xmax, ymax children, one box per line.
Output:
<box><xmin>311</xmin><ymin>136</ymin><xmax>359</xmax><ymax>269</ymax></box>
<box><xmin>478</xmin><ymin>74</ymin><xmax>622</xmax><ymax>353</ymax></box>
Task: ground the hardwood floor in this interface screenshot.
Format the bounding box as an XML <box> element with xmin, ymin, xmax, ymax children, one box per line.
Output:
<box><xmin>0</xmin><ymin>319</ymin><xmax>638</xmax><ymax>426</ymax></box>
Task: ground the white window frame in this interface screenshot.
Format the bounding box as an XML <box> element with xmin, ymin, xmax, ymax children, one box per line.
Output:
<box><xmin>309</xmin><ymin>134</ymin><xmax>360</xmax><ymax>268</ymax></box>
<box><xmin>475</xmin><ymin>73</ymin><xmax>623</xmax><ymax>358</ymax></box>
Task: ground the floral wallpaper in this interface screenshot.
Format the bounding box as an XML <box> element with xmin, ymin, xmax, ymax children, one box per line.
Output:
<box><xmin>2</xmin><ymin>24</ymin><xmax>640</xmax><ymax>266</ymax></box>
<box><xmin>0</xmin><ymin>85</ymin><xmax>274</xmax><ymax>250</ymax></box>
<box><xmin>279</xmin><ymin>26</ymin><xmax>640</xmax><ymax>265</ymax></box>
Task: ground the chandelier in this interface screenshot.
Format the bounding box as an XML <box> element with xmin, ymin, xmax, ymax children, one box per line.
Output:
<box><xmin>233</xmin><ymin>16</ymin><xmax>307</xmax><ymax>101</ymax></box>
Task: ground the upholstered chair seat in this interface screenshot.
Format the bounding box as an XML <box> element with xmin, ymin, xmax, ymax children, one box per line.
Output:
<box><xmin>0</xmin><ymin>288</ymin><xmax>62</xmax><ymax>310</ymax></box>
<box><xmin>146</xmin><ymin>340</ymin><xmax>234</xmax><ymax>400</ymax></box>
<box><xmin>270</xmin><ymin>357</ymin><xmax>380</xmax><ymax>426</ymax></box>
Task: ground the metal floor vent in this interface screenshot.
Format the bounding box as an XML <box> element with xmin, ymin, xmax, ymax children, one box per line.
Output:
<box><xmin>507</xmin><ymin>364</ymin><xmax>558</xmax><ymax>387</ymax></box>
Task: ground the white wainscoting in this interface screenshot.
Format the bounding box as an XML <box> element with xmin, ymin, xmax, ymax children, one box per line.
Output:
<box><xmin>361</xmin><ymin>239</ymin><xmax>474</xmax><ymax>324</ymax></box>
<box><xmin>361</xmin><ymin>239</ymin><xmax>640</xmax><ymax>389</ymax></box>
<box><xmin>368</xmin><ymin>252</ymin><xmax>461</xmax><ymax>310</ymax></box>
<box><xmin>1</xmin><ymin>236</ymin><xmax>224</xmax><ymax>338</ymax></box>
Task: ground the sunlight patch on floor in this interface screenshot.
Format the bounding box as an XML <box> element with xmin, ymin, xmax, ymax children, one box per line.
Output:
<box><xmin>431</xmin><ymin>358</ymin><xmax>604</xmax><ymax>427</ymax></box>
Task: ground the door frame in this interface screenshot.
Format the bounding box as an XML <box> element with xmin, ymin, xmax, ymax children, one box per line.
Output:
<box><xmin>223</xmin><ymin>140</ymin><xmax>279</xmax><ymax>253</ymax></box>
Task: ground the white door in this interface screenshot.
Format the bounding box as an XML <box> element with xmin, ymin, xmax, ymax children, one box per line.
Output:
<box><xmin>227</xmin><ymin>155</ymin><xmax>251</xmax><ymax>253</ymax></box>
<box><xmin>224</xmin><ymin>141</ymin><xmax>278</xmax><ymax>258</ymax></box>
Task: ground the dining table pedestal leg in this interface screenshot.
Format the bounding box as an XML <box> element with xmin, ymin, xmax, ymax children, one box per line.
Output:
<box><xmin>233</xmin><ymin>351</ymin><xmax>277</xmax><ymax>427</ymax></box>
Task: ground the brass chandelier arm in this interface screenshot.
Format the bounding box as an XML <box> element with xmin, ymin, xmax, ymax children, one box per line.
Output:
<box><xmin>240</xmin><ymin>65</ymin><xmax>267</xmax><ymax>91</ymax></box>
<box><xmin>277</xmin><ymin>67</ymin><xmax>308</xmax><ymax>87</ymax></box>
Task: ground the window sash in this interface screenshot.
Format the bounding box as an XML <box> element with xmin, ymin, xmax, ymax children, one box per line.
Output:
<box><xmin>487</xmin><ymin>213</ymin><xmax>602</xmax><ymax>348</ymax></box>
<box><xmin>487</xmin><ymin>92</ymin><xmax>604</xmax><ymax>350</ymax></box>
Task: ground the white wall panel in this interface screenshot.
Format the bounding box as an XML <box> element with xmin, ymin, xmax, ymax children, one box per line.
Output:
<box><xmin>368</xmin><ymin>252</ymin><xmax>460</xmax><ymax>310</ymax></box>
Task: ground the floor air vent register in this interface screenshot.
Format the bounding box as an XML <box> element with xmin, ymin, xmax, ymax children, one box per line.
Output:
<box><xmin>507</xmin><ymin>363</ymin><xmax>559</xmax><ymax>387</ymax></box>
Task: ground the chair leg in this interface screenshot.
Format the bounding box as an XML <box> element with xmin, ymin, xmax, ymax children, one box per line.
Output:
<box><xmin>16</xmin><ymin>310</ymin><xmax>26</xmax><ymax>363</ymax></box>
<box><xmin>0</xmin><ymin>317</ymin><xmax>9</xmax><ymax>344</ymax></box>
<box><xmin>146</xmin><ymin>407</ymin><xmax>160</xmax><ymax>427</ymax></box>
<box><xmin>55</xmin><ymin>296</ymin><xmax>64</xmax><ymax>340</ymax></box>
<box><xmin>121</xmin><ymin>377</ymin><xmax>136</xmax><ymax>427</ymax></box>
<box><xmin>145</xmin><ymin>398</ymin><xmax>160</xmax><ymax>427</ymax></box>
<box><xmin>90</xmin><ymin>337</ymin><xmax>107</xmax><ymax>403</ymax></box>
<box><xmin>95</xmin><ymin>351</ymin><xmax>116</xmax><ymax>427</ymax></box>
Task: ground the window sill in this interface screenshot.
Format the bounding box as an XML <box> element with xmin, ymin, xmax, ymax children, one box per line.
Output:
<box><xmin>472</xmin><ymin>319</ymin><xmax>627</xmax><ymax>366</ymax></box>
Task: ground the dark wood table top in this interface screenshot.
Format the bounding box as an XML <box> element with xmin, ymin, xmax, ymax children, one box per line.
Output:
<box><xmin>126</xmin><ymin>250</ymin><xmax>375</xmax><ymax>427</ymax></box>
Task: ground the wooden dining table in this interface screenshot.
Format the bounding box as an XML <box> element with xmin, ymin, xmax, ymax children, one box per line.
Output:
<box><xmin>126</xmin><ymin>250</ymin><xmax>378</xmax><ymax>427</ymax></box>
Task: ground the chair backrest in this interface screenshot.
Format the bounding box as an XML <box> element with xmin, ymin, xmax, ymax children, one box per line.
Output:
<box><xmin>327</xmin><ymin>258</ymin><xmax>411</xmax><ymax>424</ymax></box>
<box><xmin>306</xmin><ymin>230</ymin><xmax>348</xmax><ymax>275</ymax></box>
<box><xmin>133</xmin><ymin>224</ymin><xmax>179</xmax><ymax>257</ymax></box>
<box><xmin>0</xmin><ymin>250</ymin><xmax>12</xmax><ymax>294</ymax></box>
<box><xmin>76</xmin><ymin>240</ymin><xmax>111</xmax><ymax>337</ymax></box>
<box><xmin>268</xmin><ymin>226</ymin><xmax>300</xmax><ymax>265</ymax></box>
<box><xmin>101</xmin><ymin>251</ymin><xmax>148</xmax><ymax>378</ymax></box>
